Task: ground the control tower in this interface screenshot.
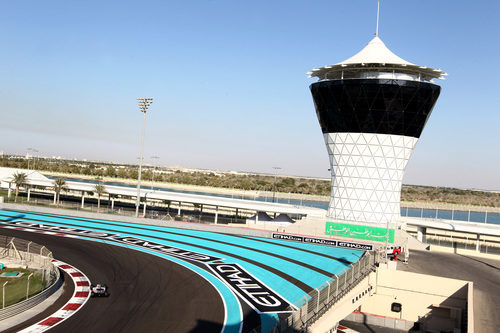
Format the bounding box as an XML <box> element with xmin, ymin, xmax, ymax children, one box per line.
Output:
<box><xmin>308</xmin><ymin>36</ymin><xmax>446</xmax><ymax>226</ymax></box>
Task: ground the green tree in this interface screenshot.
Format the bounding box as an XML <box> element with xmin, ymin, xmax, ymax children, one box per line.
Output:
<box><xmin>117</xmin><ymin>168</ymin><xmax>127</xmax><ymax>179</ymax></box>
<box><xmin>82</xmin><ymin>166</ymin><xmax>92</xmax><ymax>175</ymax></box>
<box><xmin>129</xmin><ymin>169</ymin><xmax>138</xmax><ymax>180</ymax></box>
<box><xmin>12</xmin><ymin>172</ymin><xmax>28</xmax><ymax>203</ymax></box>
<box><xmin>105</xmin><ymin>166</ymin><xmax>116</xmax><ymax>178</ymax></box>
<box><xmin>143</xmin><ymin>170</ymin><xmax>153</xmax><ymax>182</ymax></box>
<box><xmin>53</xmin><ymin>178</ymin><xmax>68</xmax><ymax>206</ymax></box>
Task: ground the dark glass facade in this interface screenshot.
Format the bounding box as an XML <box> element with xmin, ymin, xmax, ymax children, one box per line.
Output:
<box><xmin>310</xmin><ymin>79</ymin><xmax>441</xmax><ymax>138</ymax></box>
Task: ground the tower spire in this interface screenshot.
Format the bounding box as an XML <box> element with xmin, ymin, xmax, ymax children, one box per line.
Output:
<box><xmin>375</xmin><ymin>0</ymin><xmax>380</xmax><ymax>37</ymax></box>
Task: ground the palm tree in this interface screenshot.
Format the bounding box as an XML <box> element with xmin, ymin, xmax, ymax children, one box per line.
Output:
<box><xmin>12</xmin><ymin>172</ymin><xmax>28</xmax><ymax>203</ymax></box>
<box><xmin>54</xmin><ymin>178</ymin><xmax>67</xmax><ymax>206</ymax></box>
<box><xmin>163</xmin><ymin>200</ymin><xmax>171</xmax><ymax>213</ymax></box>
<box><xmin>94</xmin><ymin>183</ymin><xmax>106</xmax><ymax>212</ymax></box>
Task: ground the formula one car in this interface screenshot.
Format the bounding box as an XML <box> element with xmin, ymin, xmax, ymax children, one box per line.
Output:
<box><xmin>90</xmin><ymin>284</ymin><xmax>109</xmax><ymax>297</ymax></box>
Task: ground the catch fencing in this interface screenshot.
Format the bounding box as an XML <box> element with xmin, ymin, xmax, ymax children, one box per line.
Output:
<box><xmin>0</xmin><ymin>236</ymin><xmax>54</xmax><ymax>267</ymax></box>
<box><xmin>250</xmin><ymin>251</ymin><xmax>375</xmax><ymax>332</ymax></box>
<box><xmin>286</xmin><ymin>252</ymin><xmax>374</xmax><ymax>330</ymax></box>
<box><xmin>0</xmin><ymin>236</ymin><xmax>60</xmax><ymax>319</ymax></box>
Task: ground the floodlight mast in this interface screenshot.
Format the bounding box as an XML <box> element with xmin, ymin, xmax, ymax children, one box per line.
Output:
<box><xmin>135</xmin><ymin>97</ymin><xmax>153</xmax><ymax>218</ymax></box>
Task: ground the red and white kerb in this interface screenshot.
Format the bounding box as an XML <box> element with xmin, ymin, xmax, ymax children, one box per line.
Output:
<box><xmin>18</xmin><ymin>260</ymin><xmax>91</xmax><ymax>333</ymax></box>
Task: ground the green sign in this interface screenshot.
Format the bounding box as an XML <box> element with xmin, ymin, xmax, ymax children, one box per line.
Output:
<box><xmin>325</xmin><ymin>221</ymin><xmax>394</xmax><ymax>243</ymax></box>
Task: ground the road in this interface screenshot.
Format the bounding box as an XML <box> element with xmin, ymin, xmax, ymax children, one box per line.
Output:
<box><xmin>398</xmin><ymin>250</ymin><xmax>500</xmax><ymax>333</ymax></box>
<box><xmin>0</xmin><ymin>228</ymin><xmax>225</xmax><ymax>332</ymax></box>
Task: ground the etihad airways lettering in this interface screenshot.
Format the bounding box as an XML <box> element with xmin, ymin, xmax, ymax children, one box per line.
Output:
<box><xmin>5</xmin><ymin>221</ymin><xmax>115</xmax><ymax>238</ymax></box>
<box><xmin>337</xmin><ymin>241</ymin><xmax>373</xmax><ymax>251</ymax></box>
<box><xmin>108</xmin><ymin>236</ymin><xmax>221</xmax><ymax>263</ymax></box>
<box><xmin>272</xmin><ymin>232</ymin><xmax>373</xmax><ymax>251</ymax></box>
<box><xmin>207</xmin><ymin>263</ymin><xmax>294</xmax><ymax>313</ymax></box>
<box><xmin>0</xmin><ymin>220</ymin><xmax>223</xmax><ymax>263</ymax></box>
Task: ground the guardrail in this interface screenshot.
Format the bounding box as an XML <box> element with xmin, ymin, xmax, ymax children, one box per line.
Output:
<box><xmin>401</xmin><ymin>206</ymin><xmax>500</xmax><ymax>225</ymax></box>
<box><xmin>285</xmin><ymin>252</ymin><xmax>374</xmax><ymax>331</ymax></box>
<box><xmin>406</xmin><ymin>227</ymin><xmax>500</xmax><ymax>255</ymax></box>
<box><xmin>0</xmin><ymin>268</ymin><xmax>61</xmax><ymax>321</ymax></box>
<box><xmin>249</xmin><ymin>252</ymin><xmax>375</xmax><ymax>332</ymax></box>
<box><xmin>0</xmin><ymin>236</ymin><xmax>60</xmax><ymax>320</ymax></box>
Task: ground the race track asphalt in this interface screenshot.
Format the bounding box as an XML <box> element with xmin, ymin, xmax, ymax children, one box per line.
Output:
<box><xmin>398</xmin><ymin>250</ymin><xmax>500</xmax><ymax>333</ymax></box>
<box><xmin>0</xmin><ymin>228</ymin><xmax>225</xmax><ymax>333</ymax></box>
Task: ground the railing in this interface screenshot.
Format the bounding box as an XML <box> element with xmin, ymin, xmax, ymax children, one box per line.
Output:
<box><xmin>406</xmin><ymin>227</ymin><xmax>500</xmax><ymax>255</ymax></box>
<box><xmin>401</xmin><ymin>206</ymin><xmax>500</xmax><ymax>225</ymax></box>
<box><xmin>0</xmin><ymin>236</ymin><xmax>54</xmax><ymax>267</ymax></box>
<box><xmin>0</xmin><ymin>270</ymin><xmax>61</xmax><ymax>321</ymax></box>
<box><xmin>248</xmin><ymin>252</ymin><xmax>375</xmax><ymax>332</ymax></box>
<box><xmin>1</xmin><ymin>192</ymin><xmax>252</xmax><ymax>224</ymax></box>
<box><xmin>0</xmin><ymin>236</ymin><xmax>60</xmax><ymax>319</ymax></box>
<box><xmin>287</xmin><ymin>252</ymin><xmax>374</xmax><ymax>330</ymax></box>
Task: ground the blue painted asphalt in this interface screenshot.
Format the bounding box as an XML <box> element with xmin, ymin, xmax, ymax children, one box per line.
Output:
<box><xmin>0</xmin><ymin>209</ymin><xmax>365</xmax><ymax>332</ymax></box>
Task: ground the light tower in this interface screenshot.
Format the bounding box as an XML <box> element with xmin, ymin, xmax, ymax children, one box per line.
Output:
<box><xmin>308</xmin><ymin>29</ymin><xmax>446</xmax><ymax>234</ymax></box>
<box><xmin>135</xmin><ymin>97</ymin><xmax>153</xmax><ymax>218</ymax></box>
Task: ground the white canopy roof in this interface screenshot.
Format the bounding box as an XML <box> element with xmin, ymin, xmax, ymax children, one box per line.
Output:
<box><xmin>0</xmin><ymin>168</ymin><xmax>50</xmax><ymax>183</ymax></box>
<box><xmin>308</xmin><ymin>36</ymin><xmax>447</xmax><ymax>81</ymax></box>
<box><xmin>339</xmin><ymin>36</ymin><xmax>413</xmax><ymax>66</ymax></box>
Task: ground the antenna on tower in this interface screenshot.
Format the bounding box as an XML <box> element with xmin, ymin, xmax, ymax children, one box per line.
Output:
<box><xmin>375</xmin><ymin>0</ymin><xmax>380</xmax><ymax>36</ymax></box>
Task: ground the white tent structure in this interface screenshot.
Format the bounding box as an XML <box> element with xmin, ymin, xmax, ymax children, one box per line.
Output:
<box><xmin>308</xmin><ymin>36</ymin><xmax>447</xmax><ymax>82</ymax></box>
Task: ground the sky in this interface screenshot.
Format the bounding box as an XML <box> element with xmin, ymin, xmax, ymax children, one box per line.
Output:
<box><xmin>0</xmin><ymin>1</ymin><xmax>499</xmax><ymax>190</ymax></box>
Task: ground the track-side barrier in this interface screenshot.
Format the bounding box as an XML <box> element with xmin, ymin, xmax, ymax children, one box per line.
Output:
<box><xmin>249</xmin><ymin>252</ymin><xmax>375</xmax><ymax>332</ymax></box>
<box><xmin>0</xmin><ymin>237</ymin><xmax>60</xmax><ymax>321</ymax></box>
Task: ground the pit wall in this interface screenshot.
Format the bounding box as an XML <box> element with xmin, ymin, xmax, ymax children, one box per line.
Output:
<box><xmin>346</xmin><ymin>268</ymin><xmax>473</xmax><ymax>332</ymax></box>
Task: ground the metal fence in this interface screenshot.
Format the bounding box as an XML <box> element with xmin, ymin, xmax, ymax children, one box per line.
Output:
<box><xmin>401</xmin><ymin>206</ymin><xmax>500</xmax><ymax>225</ymax></box>
<box><xmin>2</xmin><ymin>192</ymin><xmax>261</xmax><ymax>225</ymax></box>
<box><xmin>0</xmin><ymin>236</ymin><xmax>54</xmax><ymax>266</ymax></box>
<box><xmin>287</xmin><ymin>252</ymin><xmax>374</xmax><ymax>330</ymax></box>
<box><xmin>0</xmin><ymin>271</ymin><xmax>62</xmax><ymax>321</ymax></box>
<box><xmin>249</xmin><ymin>252</ymin><xmax>375</xmax><ymax>332</ymax></box>
<box><xmin>0</xmin><ymin>236</ymin><xmax>59</xmax><ymax>310</ymax></box>
<box><xmin>406</xmin><ymin>229</ymin><xmax>500</xmax><ymax>255</ymax></box>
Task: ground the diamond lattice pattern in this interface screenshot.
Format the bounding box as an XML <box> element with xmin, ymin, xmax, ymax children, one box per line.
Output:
<box><xmin>325</xmin><ymin>132</ymin><xmax>418</xmax><ymax>224</ymax></box>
